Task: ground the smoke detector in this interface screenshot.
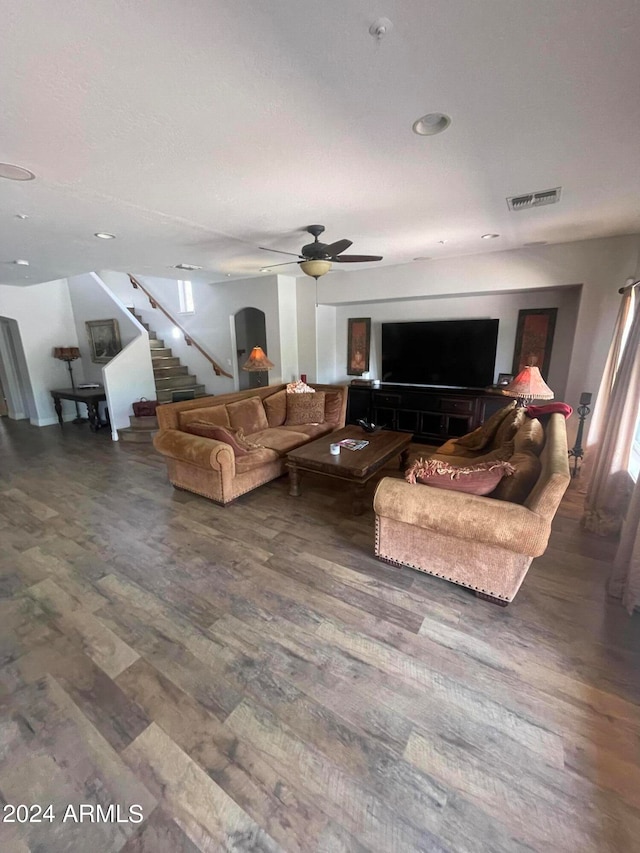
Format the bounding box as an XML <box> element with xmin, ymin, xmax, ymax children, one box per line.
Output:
<box><xmin>507</xmin><ymin>188</ymin><xmax>561</xmax><ymax>211</ymax></box>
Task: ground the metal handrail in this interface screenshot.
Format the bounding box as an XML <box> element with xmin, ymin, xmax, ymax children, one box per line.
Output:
<box><xmin>128</xmin><ymin>274</ymin><xmax>232</xmax><ymax>378</ymax></box>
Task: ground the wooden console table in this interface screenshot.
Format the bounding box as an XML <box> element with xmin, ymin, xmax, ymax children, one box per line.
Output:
<box><xmin>51</xmin><ymin>387</ymin><xmax>108</xmax><ymax>432</ymax></box>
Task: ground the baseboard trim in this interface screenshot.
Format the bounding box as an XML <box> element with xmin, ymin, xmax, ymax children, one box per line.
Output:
<box><xmin>31</xmin><ymin>414</ymin><xmax>76</xmax><ymax>427</ymax></box>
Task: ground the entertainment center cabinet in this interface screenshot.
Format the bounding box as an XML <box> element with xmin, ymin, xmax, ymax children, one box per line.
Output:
<box><xmin>346</xmin><ymin>384</ymin><xmax>507</xmax><ymax>444</ymax></box>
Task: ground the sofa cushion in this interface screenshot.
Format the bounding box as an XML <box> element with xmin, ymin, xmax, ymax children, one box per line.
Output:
<box><xmin>184</xmin><ymin>423</ymin><xmax>261</xmax><ymax>456</ymax></box>
<box><xmin>227</xmin><ymin>396</ymin><xmax>269</xmax><ymax>435</ymax></box>
<box><xmin>514</xmin><ymin>418</ymin><xmax>545</xmax><ymax>455</ymax></box>
<box><xmin>234</xmin><ymin>446</ymin><xmax>279</xmax><ymax>473</ymax></box>
<box><xmin>492</xmin><ymin>450</ymin><xmax>542</xmax><ymax>504</ymax></box>
<box><xmin>405</xmin><ymin>458</ymin><xmax>516</xmax><ymax>495</ymax></box>
<box><xmin>492</xmin><ymin>405</ymin><xmax>526</xmax><ymax>449</ymax></box>
<box><xmin>280</xmin><ymin>423</ymin><xmax>333</xmax><ymax>439</ymax></box>
<box><xmin>455</xmin><ymin>401</ymin><xmax>517</xmax><ymax>450</ymax></box>
<box><xmin>247</xmin><ymin>427</ymin><xmax>311</xmax><ymax>455</ymax></box>
<box><xmin>263</xmin><ymin>389</ymin><xmax>287</xmax><ymax>427</ymax></box>
<box><xmin>285</xmin><ymin>392</ymin><xmax>326</xmax><ymax>426</ymax></box>
<box><xmin>178</xmin><ymin>404</ymin><xmax>231</xmax><ymax>430</ymax></box>
<box><xmin>323</xmin><ymin>390</ymin><xmax>344</xmax><ymax>427</ymax></box>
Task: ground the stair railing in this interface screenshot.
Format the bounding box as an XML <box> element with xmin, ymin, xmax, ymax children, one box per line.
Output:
<box><xmin>128</xmin><ymin>274</ymin><xmax>232</xmax><ymax>378</ymax></box>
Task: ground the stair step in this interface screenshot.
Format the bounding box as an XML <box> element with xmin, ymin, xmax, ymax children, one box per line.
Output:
<box><xmin>150</xmin><ymin>348</ymin><xmax>171</xmax><ymax>360</ymax></box>
<box><xmin>148</xmin><ymin>330</ymin><xmax>157</xmax><ymax>340</ymax></box>
<box><xmin>118</xmin><ymin>426</ymin><xmax>157</xmax><ymax>443</ymax></box>
<box><xmin>149</xmin><ymin>339</ymin><xmax>165</xmax><ymax>349</ymax></box>
<box><xmin>129</xmin><ymin>415</ymin><xmax>159</xmax><ymax>429</ymax></box>
<box><xmin>153</xmin><ymin>365</ymin><xmax>188</xmax><ymax>378</ymax></box>
<box><xmin>154</xmin><ymin>374</ymin><xmax>199</xmax><ymax>389</ymax></box>
<box><xmin>151</xmin><ymin>356</ymin><xmax>180</xmax><ymax>367</ymax></box>
<box><xmin>156</xmin><ymin>385</ymin><xmax>206</xmax><ymax>403</ymax></box>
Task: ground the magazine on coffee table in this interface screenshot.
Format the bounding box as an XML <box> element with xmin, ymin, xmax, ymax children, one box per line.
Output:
<box><xmin>337</xmin><ymin>439</ymin><xmax>369</xmax><ymax>451</ymax></box>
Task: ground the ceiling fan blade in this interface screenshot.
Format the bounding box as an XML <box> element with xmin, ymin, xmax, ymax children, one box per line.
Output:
<box><xmin>335</xmin><ymin>254</ymin><xmax>383</xmax><ymax>263</ymax></box>
<box><xmin>324</xmin><ymin>239</ymin><xmax>352</xmax><ymax>257</ymax></box>
<box><xmin>260</xmin><ymin>261</ymin><xmax>299</xmax><ymax>268</ymax></box>
<box><xmin>259</xmin><ymin>246</ymin><xmax>301</xmax><ymax>257</ymax></box>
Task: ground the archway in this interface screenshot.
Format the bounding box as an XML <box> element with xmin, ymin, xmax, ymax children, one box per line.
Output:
<box><xmin>234</xmin><ymin>307</ymin><xmax>268</xmax><ymax>390</ymax></box>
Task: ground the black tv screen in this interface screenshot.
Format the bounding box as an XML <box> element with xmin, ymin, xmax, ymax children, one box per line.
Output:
<box><xmin>381</xmin><ymin>319</ymin><xmax>499</xmax><ymax>388</ymax></box>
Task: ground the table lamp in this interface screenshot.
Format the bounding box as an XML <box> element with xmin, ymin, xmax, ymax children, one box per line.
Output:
<box><xmin>502</xmin><ymin>365</ymin><xmax>554</xmax><ymax>408</ymax></box>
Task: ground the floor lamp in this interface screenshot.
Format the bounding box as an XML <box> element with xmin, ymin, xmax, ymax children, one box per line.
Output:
<box><xmin>242</xmin><ymin>346</ymin><xmax>274</xmax><ymax>387</ymax></box>
<box><xmin>52</xmin><ymin>347</ymin><xmax>86</xmax><ymax>424</ymax></box>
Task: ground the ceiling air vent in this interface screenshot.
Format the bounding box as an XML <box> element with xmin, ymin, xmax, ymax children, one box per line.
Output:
<box><xmin>507</xmin><ymin>187</ymin><xmax>561</xmax><ymax>211</ymax></box>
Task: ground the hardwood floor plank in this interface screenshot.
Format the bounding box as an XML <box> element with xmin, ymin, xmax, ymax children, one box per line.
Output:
<box><xmin>122</xmin><ymin>722</ymin><xmax>283</xmax><ymax>852</ymax></box>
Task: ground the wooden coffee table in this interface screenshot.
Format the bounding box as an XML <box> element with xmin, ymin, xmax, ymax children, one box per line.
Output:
<box><xmin>286</xmin><ymin>426</ymin><xmax>412</xmax><ymax>515</ymax></box>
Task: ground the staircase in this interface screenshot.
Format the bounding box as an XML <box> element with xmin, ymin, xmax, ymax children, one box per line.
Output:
<box><xmin>118</xmin><ymin>309</ymin><xmax>208</xmax><ymax>442</ymax></box>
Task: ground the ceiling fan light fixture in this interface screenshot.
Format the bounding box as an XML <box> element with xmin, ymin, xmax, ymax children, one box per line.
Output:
<box><xmin>412</xmin><ymin>113</ymin><xmax>451</xmax><ymax>136</ymax></box>
<box><xmin>0</xmin><ymin>163</ymin><xmax>36</xmax><ymax>181</ymax></box>
<box><xmin>300</xmin><ymin>259</ymin><xmax>332</xmax><ymax>279</ymax></box>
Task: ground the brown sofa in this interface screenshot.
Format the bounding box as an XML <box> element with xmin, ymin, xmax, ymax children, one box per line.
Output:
<box><xmin>373</xmin><ymin>404</ymin><xmax>571</xmax><ymax>605</ymax></box>
<box><xmin>153</xmin><ymin>384</ymin><xmax>347</xmax><ymax>505</ymax></box>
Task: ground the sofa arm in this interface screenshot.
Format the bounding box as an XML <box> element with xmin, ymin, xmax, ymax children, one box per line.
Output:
<box><xmin>153</xmin><ymin>429</ymin><xmax>235</xmax><ymax>474</ymax></box>
<box><xmin>373</xmin><ymin>477</ymin><xmax>551</xmax><ymax>557</ymax></box>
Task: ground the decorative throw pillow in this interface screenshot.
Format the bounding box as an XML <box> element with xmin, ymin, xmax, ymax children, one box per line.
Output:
<box><xmin>526</xmin><ymin>402</ymin><xmax>573</xmax><ymax>419</ymax></box>
<box><xmin>264</xmin><ymin>389</ymin><xmax>287</xmax><ymax>427</ymax></box>
<box><xmin>184</xmin><ymin>423</ymin><xmax>262</xmax><ymax>457</ymax></box>
<box><xmin>405</xmin><ymin>458</ymin><xmax>515</xmax><ymax>495</ymax></box>
<box><xmin>285</xmin><ymin>392</ymin><xmax>326</xmax><ymax>426</ymax></box>
<box><xmin>227</xmin><ymin>396</ymin><xmax>269</xmax><ymax>435</ymax></box>
<box><xmin>455</xmin><ymin>401</ymin><xmax>517</xmax><ymax>450</ymax></box>
<box><xmin>286</xmin><ymin>380</ymin><xmax>315</xmax><ymax>394</ymax></box>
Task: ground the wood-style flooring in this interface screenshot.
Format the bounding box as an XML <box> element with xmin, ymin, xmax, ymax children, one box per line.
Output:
<box><xmin>1</xmin><ymin>417</ymin><xmax>639</xmax><ymax>852</ymax></box>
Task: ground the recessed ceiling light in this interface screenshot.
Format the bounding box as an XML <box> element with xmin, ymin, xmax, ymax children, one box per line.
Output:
<box><xmin>412</xmin><ymin>113</ymin><xmax>451</xmax><ymax>136</ymax></box>
<box><xmin>94</xmin><ymin>232</ymin><xmax>116</xmax><ymax>240</ymax></box>
<box><xmin>226</xmin><ymin>273</ymin><xmax>232</xmax><ymax>277</ymax></box>
<box><xmin>481</xmin><ymin>233</ymin><xmax>500</xmax><ymax>239</ymax></box>
<box><xmin>174</xmin><ymin>263</ymin><xmax>202</xmax><ymax>271</ymax></box>
<box><xmin>259</xmin><ymin>268</ymin><xmax>270</xmax><ymax>273</ymax></box>
<box><xmin>13</xmin><ymin>259</ymin><xmax>29</xmax><ymax>266</ymax></box>
<box><xmin>16</xmin><ymin>213</ymin><xmax>29</xmax><ymax>220</ymax></box>
<box><xmin>437</xmin><ymin>240</ymin><xmax>447</xmax><ymax>245</ymax></box>
<box><xmin>0</xmin><ymin>163</ymin><xmax>36</xmax><ymax>181</ymax></box>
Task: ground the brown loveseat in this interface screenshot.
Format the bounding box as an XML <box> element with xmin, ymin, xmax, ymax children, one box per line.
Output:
<box><xmin>373</xmin><ymin>403</ymin><xmax>571</xmax><ymax>605</ymax></box>
<box><xmin>153</xmin><ymin>384</ymin><xmax>347</xmax><ymax>505</ymax></box>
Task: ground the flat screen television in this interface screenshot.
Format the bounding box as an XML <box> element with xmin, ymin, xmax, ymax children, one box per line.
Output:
<box><xmin>381</xmin><ymin>319</ymin><xmax>499</xmax><ymax>388</ymax></box>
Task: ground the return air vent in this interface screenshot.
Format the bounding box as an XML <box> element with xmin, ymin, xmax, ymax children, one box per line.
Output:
<box><xmin>507</xmin><ymin>187</ymin><xmax>561</xmax><ymax>211</ymax></box>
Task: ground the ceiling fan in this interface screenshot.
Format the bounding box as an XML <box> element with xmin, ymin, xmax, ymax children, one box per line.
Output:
<box><xmin>259</xmin><ymin>225</ymin><xmax>383</xmax><ymax>279</ymax></box>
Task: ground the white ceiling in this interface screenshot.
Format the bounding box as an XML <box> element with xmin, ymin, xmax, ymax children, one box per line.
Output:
<box><xmin>1</xmin><ymin>0</ymin><xmax>639</xmax><ymax>287</ymax></box>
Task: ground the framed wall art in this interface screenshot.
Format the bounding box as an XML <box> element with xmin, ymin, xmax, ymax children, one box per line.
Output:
<box><xmin>347</xmin><ymin>317</ymin><xmax>371</xmax><ymax>376</ymax></box>
<box><xmin>86</xmin><ymin>319</ymin><xmax>122</xmax><ymax>364</ymax></box>
<box><xmin>511</xmin><ymin>308</ymin><xmax>557</xmax><ymax>379</ymax></box>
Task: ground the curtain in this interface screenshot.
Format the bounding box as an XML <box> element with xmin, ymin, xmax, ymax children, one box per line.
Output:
<box><xmin>582</xmin><ymin>285</ymin><xmax>640</xmax><ymax>536</ymax></box>
<box><xmin>609</xmin><ymin>482</ymin><xmax>640</xmax><ymax>612</ymax></box>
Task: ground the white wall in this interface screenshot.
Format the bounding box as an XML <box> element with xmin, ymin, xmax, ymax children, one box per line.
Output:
<box><xmin>0</xmin><ymin>279</ymin><xmax>82</xmax><ymax>425</ymax></box>
<box><xmin>296</xmin><ymin>279</ymin><xmax>318</xmax><ymax>380</ymax></box>
<box><xmin>277</xmin><ymin>276</ymin><xmax>299</xmax><ymax>383</ymax></box>
<box><xmin>67</xmin><ymin>273</ymin><xmax>143</xmax><ymax>385</ymax></box>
